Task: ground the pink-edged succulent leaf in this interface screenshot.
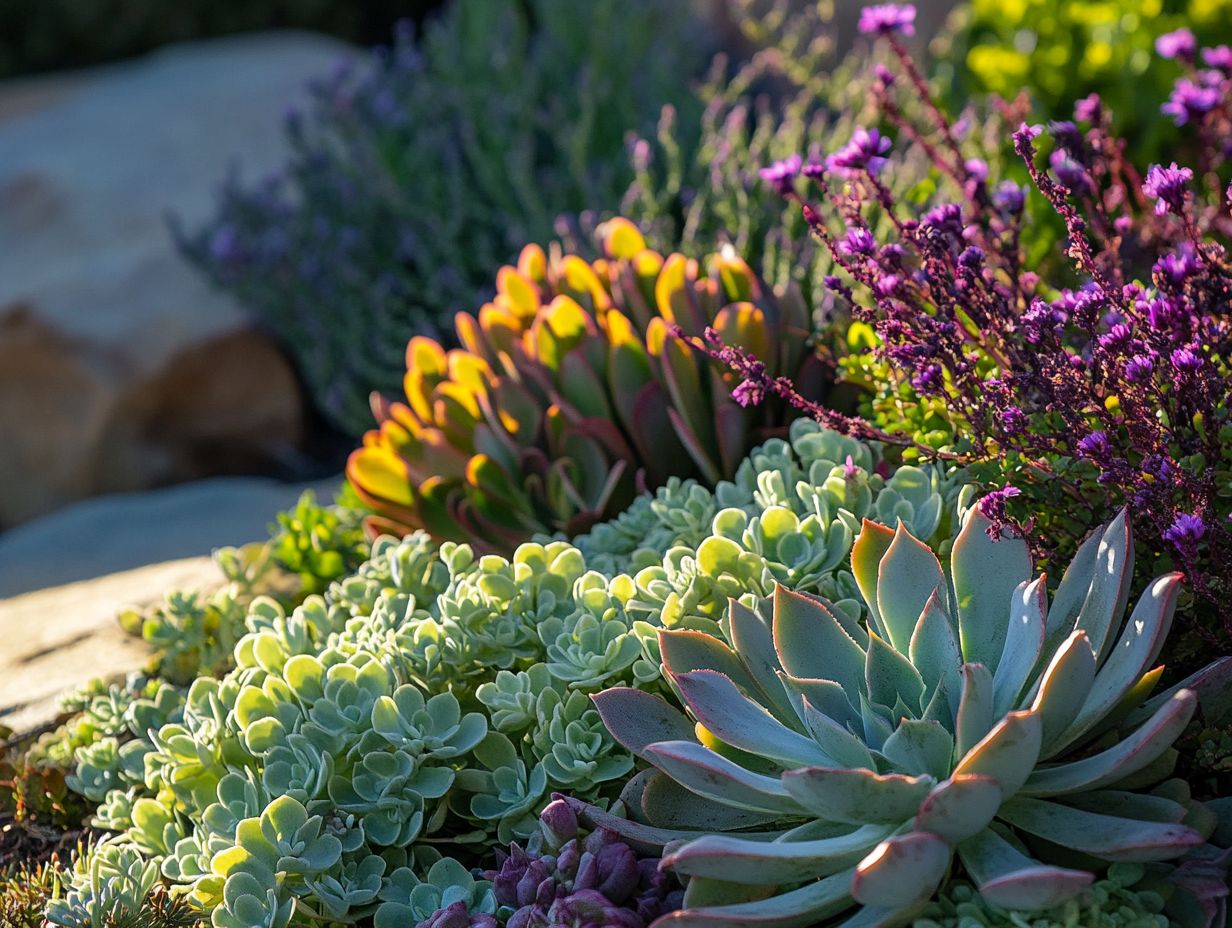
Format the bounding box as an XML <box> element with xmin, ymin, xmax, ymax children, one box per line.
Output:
<box><xmin>914</xmin><ymin>775</ymin><xmax>1003</xmax><ymax>844</ymax></box>
<box><xmin>950</xmin><ymin>509</ymin><xmax>1033</xmax><ymax>671</ymax></box>
<box><xmin>956</xmin><ymin>826</ymin><xmax>1093</xmax><ymax>910</ymax></box>
<box><xmin>851</xmin><ymin>831</ymin><xmax>951</xmax><ymax>908</ymax></box>
<box><xmin>991</xmin><ymin>577</ymin><xmax>1048</xmax><ymax>718</ymax></box>
<box><xmin>640</xmin><ymin>740</ymin><xmax>806</xmax><ymax>816</ymax></box>
<box><xmin>591</xmin><ymin>687</ymin><xmax>697</xmax><ymax>756</ymax></box>
<box><xmin>663</xmin><ymin>825</ymin><xmax>892</xmax><ymax>885</ymax></box>
<box><xmin>780</xmin><ymin>767</ymin><xmax>934</xmax><ymax>824</ymax></box>
<box><xmin>952</xmin><ymin>709</ymin><xmax>1043</xmax><ymax>799</ymax></box>
<box><xmin>876</xmin><ymin>522</ymin><xmax>949</xmax><ymax>654</ymax></box>
<box><xmin>997</xmin><ymin>797</ymin><xmax>1206</xmax><ymax>861</ymax></box>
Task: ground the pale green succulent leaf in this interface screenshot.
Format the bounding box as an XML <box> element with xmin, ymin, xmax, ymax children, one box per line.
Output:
<box><xmin>1054</xmin><ymin>573</ymin><xmax>1182</xmax><ymax>753</ymax></box>
<box><xmin>664</xmin><ymin>825</ymin><xmax>891</xmax><ymax>884</ymax></box>
<box><xmin>991</xmin><ymin>577</ymin><xmax>1047</xmax><ymax>718</ymax></box>
<box><xmin>798</xmin><ymin>696</ymin><xmax>878</xmax><ymax>770</ymax></box>
<box><xmin>865</xmin><ymin>632</ymin><xmax>926</xmax><ymax>715</ymax></box>
<box><xmin>642</xmin><ymin>740</ymin><xmax>807</xmax><ymax>815</ymax></box>
<box><xmin>1022</xmin><ymin>689</ymin><xmax>1196</xmax><ymax>797</ymax></box>
<box><xmin>661</xmin><ymin>628</ymin><xmax>767</xmax><ymax>709</ymax></box>
<box><xmin>876</xmin><ymin>522</ymin><xmax>947</xmax><ymax>654</ymax></box>
<box><xmin>1031</xmin><ymin>630</ymin><xmax>1098</xmax><ymax>758</ymax></box>
<box><xmin>778</xmin><ymin>673</ymin><xmax>860</xmax><ymax>730</ymax></box>
<box><xmin>1125</xmin><ymin>655</ymin><xmax>1232</xmax><ymax>728</ymax></box>
<box><xmin>998</xmin><ymin>797</ymin><xmax>1205</xmax><ymax>861</ymax></box>
<box><xmin>953</xmin><ymin>709</ymin><xmax>1042</xmax><ymax>799</ymax></box>
<box><xmin>591</xmin><ymin>686</ymin><xmax>697</xmax><ymax>756</ymax></box>
<box><xmin>1073</xmin><ymin>509</ymin><xmax>1134</xmax><ymax>665</ymax></box>
<box><xmin>772</xmin><ymin>586</ymin><xmax>866</xmax><ymax>696</ymax></box>
<box><xmin>852</xmin><ymin>519</ymin><xmax>895</xmax><ymax>641</ymax></box>
<box><xmin>850</xmin><ymin>831</ymin><xmax>950</xmax><ymax>908</ymax></box>
<box><xmin>950</xmin><ymin>509</ymin><xmax>1032</xmax><ymax>670</ymax></box>
<box><xmin>673</xmin><ymin>670</ymin><xmax>832</xmax><ymax>767</ymax></box>
<box><xmin>725</xmin><ymin>598</ymin><xmax>801</xmax><ymax>723</ymax></box>
<box><xmin>655</xmin><ymin>867</ymin><xmax>858</xmax><ymax>928</ymax></box>
<box><xmin>956</xmin><ymin>826</ymin><xmax>1093</xmax><ymax>911</ymax></box>
<box><xmin>907</xmin><ymin>589</ymin><xmax>962</xmax><ymax>714</ymax></box>
<box><xmin>781</xmin><ymin>766</ymin><xmax>933</xmax><ymax>824</ymax></box>
<box><xmin>1041</xmin><ymin>520</ymin><xmax>1103</xmax><ymax>653</ymax></box>
<box><xmin>954</xmin><ymin>663</ymin><xmax>995</xmax><ymax>760</ymax></box>
<box><xmin>880</xmin><ymin>719</ymin><xmax>954</xmax><ymax>780</ymax></box>
<box><xmin>914</xmin><ymin>774</ymin><xmax>1002</xmax><ymax>844</ymax></box>
<box><xmin>637</xmin><ymin>770</ymin><xmax>783</xmax><ymax>831</ymax></box>
<box><xmin>1061</xmin><ymin>789</ymin><xmax>1189</xmax><ymax>823</ymax></box>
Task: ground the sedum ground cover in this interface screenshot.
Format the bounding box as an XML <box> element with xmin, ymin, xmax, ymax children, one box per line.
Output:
<box><xmin>4</xmin><ymin>2</ymin><xmax>1232</xmax><ymax>927</ymax></box>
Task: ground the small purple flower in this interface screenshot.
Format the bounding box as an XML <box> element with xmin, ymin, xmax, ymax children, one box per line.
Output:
<box><xmin>964</xmin><ymin>158</ymin><xmax>990</xmax><ymax>182</ymax></box>
<box><xmin>801</xmin><ymin>158</ymin><xmax>826</xmax><ymax>179</ymax></box>
<box><xmin>731</xmin><ymin>379</ymin><xmax>765</xmax><ymax>407</ymax></box>
<box><xmin>758</xmin><ymin>154</ymin><xmax>802</xmax><ymax>196</ymax></box>
<box><xmin>1049</xmin><ymin>150</ymin><xmax>1091</xmax><ymax>195</ymax></box>
<box><xmin>1124</xmin><ymin>354</ymin><xmax>1155</xmax><ymax>382</ymax></box>
<box><xmin>858</xmin><ymin>3</ymin><xmax>916</xmax><ymax>36</ymax></box>
<box><xmin>1000</xmin><ymin>407</ymin><xmax>1028</xmax><ymax>435</ymax></box>
<box><xmin>838</xmin><ymin>227</ymin><xmax>877</xmax><ymax>257</ymax></box>
<box><xmin>1154</xmin><ymin>247</ymin><xmax>1200</xmax><ymax>286</ymax></box>
<box><xmin>1171</xmin><ymin>346</ymin><xmax>1204</xmax><ymax>373</ymax></box>
<box><xmin>978</xmin><ymin>486</ymin><xmax>1021</xmax><ymax>525</ymax></box>
<box><xmin>1163</xmin><ymin>512</ymin><xmax>1206</xmax><ymax>554</ymax></box>
<box><xmin>1203</xmin><ymin>44</ymin><xmax>1232</xmax><ymax>73</ymax></box>
<box><xmin>911</xmin><ymin>363</ymin><xmax>942</xmax><ymax>392</ymax></box>
<box><xmin>1156</xmin><ymin>28</ymin><xmax>1197</xmax><ymax>61</ymax></box>
<box><xmin>874</xmin><ymin>63</ymin><xmax>897</xmax><ymax>86</ymax></box>
<box><xmin>826</xmin><ymin>128</ymin><xmax>893</xmax><ymax>177</ymax></box>
<box><xmin>993</xmin><ymin>181</ymin><xmax>1026</xmax><ymax>214</ymax></box>
<box><xmin>1142</xmin><ymin>162</ymin><xmax>1194</xmax><ymax>215</ymax></box>
<box><xmin>1162</xmin><ymin>79</ymin><xmax>1221</xmax><ymax>126</ymax></box>
<box><xmin>1074</xmin><ymin>93</ymin><xmax>1102</xmax><ymax>123</ymax></box>
<box><xmin>1077</xmin><ymin>430</ymin><xmax>1112</xmax><ymax>462</ymax></box>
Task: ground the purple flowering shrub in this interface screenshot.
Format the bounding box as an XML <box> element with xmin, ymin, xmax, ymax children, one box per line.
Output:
<box><xmin>714</xmin><ymin>5</ymin><xmax>1232</xmax><ymax>655</ymax></box>
<box><xmin>414</xmin><ymin>797</ymin><xmax>682</xmax><ymax>928</ymax></box>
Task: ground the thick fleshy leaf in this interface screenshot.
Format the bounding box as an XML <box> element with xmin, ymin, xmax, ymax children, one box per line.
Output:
<box><xmin>850</xmin><ymin>831</ymin><xmax>951</xmax><ymax>908</ymax></box>
<box><xmin>798</xmin><ymin>697</ymin><xmax>879</xmax><ymax>770</ymax></box>
<box><xmin>642</xmin><ymin>740</ymin><xmax>806</xmax><ymax>816</ymax></box>
<box><xmin>639</xmin><ymin>771</ymin><xmax>781</xmax><ymax>831</ymax></box>
<box><xmin>591</xmin><ymin>687</ymin><xmax>698</xmax><ymax>756</ymax></box>
<box><xmin>1074</xmin><ymin>510</ymin><xmax>1134</xmax><ymax>665</ymax></box>
<box><xmin>952</xmin><ymin>710</ymin><xmax>1042</xmax><ymax>799</ymax></box>
<box><xmin>779</xmin><ymin>674</ymin><xmax>860</xmax><ymax>731</ymax></box>
<box><xmin>998</xmin><ymin>798</ymin><xmax>1206</xmax><ymax>861</ymax></box>
<box><xmin>1126</xmin><ymin>656</ymin><xmax>1232</xmax><ymax>728</ymax></box>
<box><xmin>663</xmin><ymin>826</ymin><xmax>892</xmax><ymax>884</ymax></box>
<box><xmin>781</xmin><ymin>767</ymin><xmax>934</xmax><ymax>824</ymax></box>
<box><xmin>876</xmin><ymin>522</ymin><xmax>948</xmax><ymax>654</ymax></box>
<box><xmin>957</xmin><ymin>827</ymin><xmax>1093</xmax><ymax>910</ymax></box>
<box><xmin>1054</xmin><ymin>574</ymin><xmax>1181</xmax><ymax>752</ymax></box>
<box><xmin>661</xmin><ymin>629</ymin><xmax>766</xmax><ymax>710</ymax></box>
<box><xmin>728</xmin><ymin>598</ymin><xmax>801</xmax><ymax>724</ymax></box>
<box><xmin>881</xmin><ymin>720</ymin><xmax>955</xmax><ymax>781</ymax></box>
<box><xmin>954</xmin><ymin>663</ymin><xmax>995</xmax><ymax>760</ymax></box>
<box><xmin>1061</xmin><ymin>790</ymin><xmax>1189</xmax><ymax>823</ymax></box>
<box><xmin>1031</xmin><ymin>630</ymin><xmax>1097</xmax><ymax>759</ymax></box>
<box><xmin>950</xmin><ymin>510</ymin><xmax>1032</xmax><ymax>670</ymax></box>
<box><xmin>653</xmin><ymin>868</ymin><xmax>857</xmax><ymax>928</ymax></box>
<box><xmin>852</xmin><ymin>519</ymin><xmax>896</xmax><ymax>640</ymax></box>
<box><xmin>865</xmin><ymin>632</ymin><xmax>926</xmax><ymax>714</ymax></box>
<box><xmin>914</xmin><ymin>775</ymin><xmax>1002</xmax><ymax>844</ymax></box>
<box><xmin>1042</xmin><ymin>522</ymin><xmax>1103</xmax><ymax>652</ymax></box>
<box><xmin>773</xmin><ymin>586</ymin><xmax>867</xmax><ymax>696</ymax></box>
<box><xmin>674</xmin><ymin>670</ymin><xmax>832</xmax><ymax>767</ymax></box>
<box><xmin>1022</xmin><ymin>690</ymin><xmax>1196</xmax><ymax>797</ymax></box>
<box><xmin>991</xmin><ymin>577</ymin><xmax>1047</xmax><ymax>718</ymax></box>
<box><xmin>908</xmin><ymin>590</ymin><xmax>963</xmax><ymax>715</ymax></box>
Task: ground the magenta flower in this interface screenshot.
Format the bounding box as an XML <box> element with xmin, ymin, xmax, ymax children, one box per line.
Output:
<box><xmin>1203</xmin><ymin>44</ymin><xmax>1232</xmax><ymax>73</ymax></box>
<box><xmin>826</xmin><ymin>127</ymin><xmax>893</xmax><ymax>177</ymax></box>
<box><xmin>1142</xmin><ymin>162</ymin><xmax>1194</xmax><ymax>215</ymax></box>
<box><xmin>1155</xmin><ymin>28</ymin><xmax>1196</xmax><ymax>61</ymax></box>
<box><xmin>758</xmin><ymin>154</ymin><xmax>802</xmax><ymax>196</ymax></box>
<box><xmin>857</xmin><ymin>3</ymin><xmax>916</xmax><ymax>36</ymax></box>
<box><xmin>1162</xmin><ymin>78</ymin><xmax>1221</xmax><ymax>125</ymax></box>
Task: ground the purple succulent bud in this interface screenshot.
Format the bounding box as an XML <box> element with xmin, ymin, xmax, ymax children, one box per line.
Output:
<box><xmin>758</xmin><ymin>154</ymin><xmax>802</xmax><ymax>196</ymax></box>
<box><xmin>539</xmin><ymin>798</ymin><xmax>579</xmax><ymax>848</ymax></box>
<box><xmin>858</xmin><ymin>3</ymin><xmax>916</xmax><ymax>36</ymax></box>
<box><xmin>1142</xmin><ymin>162</ymin><xmax>1194</xmax><ymax>215</ymax></box>
<box><xmin>1162</xmin><ymin>78</ymin><xmax>1221</xmax><ymax>125</ymax></box>
<box><xmin>1156</xmin><ymin>28</ymin><xmax>1197</xmax><ymax>61</ymax></box>
<box><xmin>826</xmin><ymin>127</ymin><xmax>893</xmax><ymax>177</ymax></box>
<box><xmin>415</xmin><ymin>902</ymin><xmax>500</xmax><ymax>928</ymax></box>
<box><xmin>583</xmin><ymin>842</ymin><xmax>640</xmax><ymax>902</ymax></box>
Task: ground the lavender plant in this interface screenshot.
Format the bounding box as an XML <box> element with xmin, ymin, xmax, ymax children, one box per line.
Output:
<box><xmin>180</xmin><ymin>0</ymin><xmax>713</xmax><ymax>434</ymax></box>
<box><xmin>710</xmin><ymin>5</ymin><xmax>1232</xmax><ymax>655</ymax></box>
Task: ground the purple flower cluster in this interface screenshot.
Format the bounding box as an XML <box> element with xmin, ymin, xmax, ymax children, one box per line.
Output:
<box><xmin>858</xmin><ymin>3</ymin><xmax>916</xmax><ymax>37</ymax></box>
<box><xmin>712</xmin><ymin>4</ymin><xmax>1232</xmax><ymax>645</ymax></box>
<box><xmin>414</xmin><ymin>798</ymin><xmax>683</xmax><ymax>928</ymax></box>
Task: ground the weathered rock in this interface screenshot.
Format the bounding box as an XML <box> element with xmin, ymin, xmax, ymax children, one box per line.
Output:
<box><xmin>0</xmin><ymin>474</ymin><xmax>338</xmax><ymax>598</ymax></box>
<box><xmin>0</xmin><ymin>32</ymin><xmax>351</xmax><ymax>528</ymax></box>
<box><xmin>0</xmin><ymin>556</ymin><xmax>218</xmax><ymax>735</ymax></box>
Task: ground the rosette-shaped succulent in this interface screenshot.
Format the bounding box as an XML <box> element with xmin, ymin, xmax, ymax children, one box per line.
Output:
<box><xmin>587</xmin><ymin>509</ymin><xmax>1232</xmax><ymax>927</ymax></box>
<box><xmin>348</xmin><ymin>218</ymin><xmax>824</xmax><ymax>551</ymax></box>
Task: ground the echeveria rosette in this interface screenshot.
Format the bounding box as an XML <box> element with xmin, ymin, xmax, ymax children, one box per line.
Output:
<box><xmin>584</xmin><ymin>508</ymin><xmax>1231</xmax><ymax>927</ymax></box>
<box><xmin>347</xmin><ymin>218</ymin><xmax>825</xmax><ymax>552</ymax></box>
<box><xmin>44</xmin><ymin>839</ymin><xmax>163</xmax><ymax>928</ymax></box>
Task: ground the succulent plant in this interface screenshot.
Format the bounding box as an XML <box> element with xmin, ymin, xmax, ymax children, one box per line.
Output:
<box><xmin>586</xmin><ymin>508</ymin><xmax>1232</xmax><ymax>926</ymax></box>
<box><xmin>44</xmin><ymin>839</ymin><xmax>163</xmax><ymax>928</ymax></box>
<box><xmin>347</xmin><ymin>218</ymin><xmax>826</xmax><ymax>551</ymax></box>
<box><xmin>269</xmin><ymin>487</ymin><xmax>371</xmax><ymax>595</ymax></box>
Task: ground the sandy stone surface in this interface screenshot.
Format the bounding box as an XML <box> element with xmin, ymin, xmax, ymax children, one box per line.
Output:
<box><xmin>0</xmin><ymin>556</ymin><xmax>218</xmax><ymax>734</ymax></box>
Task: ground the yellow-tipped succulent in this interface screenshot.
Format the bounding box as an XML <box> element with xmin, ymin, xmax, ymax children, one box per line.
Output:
<box><xmin>347</xmin><ymin>218</ymin><xmax>824</xmax><ymax>550</ymax></box>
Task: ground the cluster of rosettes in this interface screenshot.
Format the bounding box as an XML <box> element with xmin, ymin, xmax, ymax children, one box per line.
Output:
<box><xmin>50</xmin><ymin>423</ymin><xmax>967</xmax><ymax>927</ymax></box>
